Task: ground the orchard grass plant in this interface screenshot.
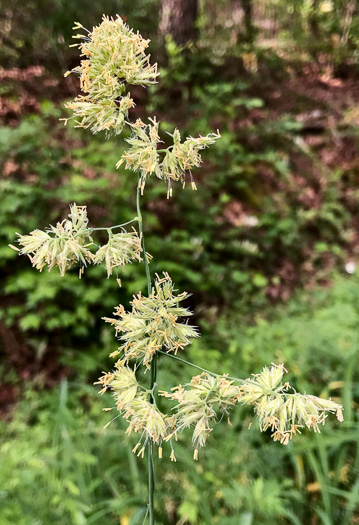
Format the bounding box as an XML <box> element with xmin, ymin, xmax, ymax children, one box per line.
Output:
<box><xmin>10</xmin><ymin>15</ymin><xmax>344</xmax><ymax>524</ymax></box>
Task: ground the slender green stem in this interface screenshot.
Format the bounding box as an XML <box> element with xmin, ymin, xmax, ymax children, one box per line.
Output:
<box><xmin>136</xmin><ymin>176</ymin><xmax>156</xmax><ymax>525</ymax></box>
<box><xmin>89</xmin><ymin>218</ymin><xmax>139</xmax><ymax>233</ymax></box>
<box><xmin>159</xmin><ymin>351</ymin><xmax>302</xmax><ymax>397</ymax></box>
<box><xmin>72</xmin><ymin>219</ymin><xmax>139</xmax><ymax>239</ymax></box>
<box><xmin>136</xmin><ymin>184</ymin><xmax>151</xmax><ymax>296</ymax></box>
<box><xmin>147</xmin><ymin>441</ymin><xmax>154</xmax><ymax>525</ymax></box>
<box><xmin>142</xmin><ymin>505</ymin><xmax>149</xmax><ymax>525</ymax></box>
<box><xmin>158</xmin><ymin>350</ymin><xmax>217</xmax><ymax>375</ymax></box>
<box><xmin>157</xmin><ymin>350</ymin><xmax>244</xmax><ymax>383</ymax></box>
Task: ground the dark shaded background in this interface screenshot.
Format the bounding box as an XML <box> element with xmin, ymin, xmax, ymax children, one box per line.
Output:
<box><xmin>1</xmin><ymin>1</ymin><xmax>359</xmax><ymax>523</ymax></box>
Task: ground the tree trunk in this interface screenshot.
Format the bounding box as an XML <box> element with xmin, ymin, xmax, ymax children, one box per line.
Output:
<box><xmin>241</xmin><ymin>0</ymin><xmax>256</xmax><ymax>43</ymax></box>
<box><xmin>159</xmin><ymin>0</ymin><xmax>198</xmax><ymax>45</ymax></box>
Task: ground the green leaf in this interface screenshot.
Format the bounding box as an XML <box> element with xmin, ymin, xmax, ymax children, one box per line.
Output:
<box><xmin>19</xmin><ymin>314</ymin><xmax>41</xmax><ymax>331</ymax></box>
<box><xmin>252</xmin><ymin>273</ymin><xmax>268</xmax><ymax>287</ymax></box>
<box><xmin>178</xmin><ymin>501</ymin><xmax>198</xmax><ymax>523</ymax></box>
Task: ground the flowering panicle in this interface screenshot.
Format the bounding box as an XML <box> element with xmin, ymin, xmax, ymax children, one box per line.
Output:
<box><xmin>103</xmin><ymin>272</ymin><xmax>199</xmax><ymax>368</ymax></box>
<box><xmin>65</xmin><ymin>94</ymin><xmax>134</xmax><ymax>136</ymax></box>
<box><xmin>161</xmin><ymin>373</ymin><xmax>240</xmax><ymax>459</ymax></box>
<box><xmin>12</xmin><ymin>204</ymin><xmax>94</xmax><ymax>276</ymax></box>
<box><xmin>124</xmin><ymin>394</ymin><xmax>172</xmax><ymax>445</ymax></box>
<box><xmin>62</xmin><ymin>16</ymin><xmax>158</xmax><ymax>136</ymax></box>
<box><xmin>161</xmin><ymin>129</ymin><xmax>221</xmax><ymax>195</ymax></box>
<box><xmin>96</xmin><ymin>364</ymin><xmax>138</xmax><ymax>409</ymax></box>
<box><xmin>11</xmin><ymin>204</ymin><xmax>146</xmax><ymax>279</ymax></box>
<box><xmin>96</xmin><ymin>363</ymin><xmax>175</xmax><ymax>457</ymax></box>
<box><xmin>117</xmin><ymin>121</ymin><xmax>220</xmax><ymax>196</ymax></box>
<box><xmin>116</xmin><ymin>118</ymin><xmax>162</xmax><ymax>194</ymax></box>
<box><xmin>238</xmin><ymin>364</ymin><xmax>344</xmax><ymax>445</ymax></box>
<box><xmin>42</xmin><ymin>15</ymin><xmax>344</xmax><ymax>467</ymax></box>
<box><xmin>94</xmin><ymin>228</ymin><xmax>147</xmax><ymax>278</ymax></box>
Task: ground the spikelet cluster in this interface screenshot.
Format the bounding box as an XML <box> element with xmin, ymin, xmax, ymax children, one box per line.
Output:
<box><xmin>94</xmin><ymin>228</ymin><xmax>145</xmax><ymax>278</ymax></box>
<box><xmin>161</xmin><ymin>129</ymin><xmax>221</xmax><ymax>192</ymax></box>
<box><xmin>124</xmin><ymin>394</ymin><xmax>173</xmax><ymax>446</ymax></box>
<box><xmin>96</xmin><ymin>364</ymin><xmax>174</xmax><ymax>457</ymax></box>
<box><xmin>116</xmin><ymin>118</ymin><xmax>162</xmax><ymax>193</ymax></box>
<box><xmin>103</xmin><ymin>273</ymin><xmax>199</xmax><ymax>368</ymax></box>
<box><xmin>63</xmin><ymin>16</ymin><xmax>219</xmax><ymax>194</ymax></box>
<box><xmin>13</xmin><ymin>204</ymin><xmax>93</xmax><ymax>276</ymax></box>
<box><xmin>239</xmin><ymin>364</ymin><xmax>344</xmax><ymax>445</ymax></box>
<box><xmin>63</xmin><ymin>16</ymin><xmax>158</xmax><ymax>136</ymax></box>
<box><xmin>161</xmin><ymin>373</ymin><xmax>240</xmax><ymax>459</ymax></box>
<box><xmin>11</xmin><ymin>204</ymin><xmax>146</xmax><ymax>280</ymax></box>
<box><xmin>96</xmin><ymin>365</ymin><xmax>138</xmax><ymax>409</ymax></box>
<box><xmin>117</xmin><ymin>120</ymin><xmax>220</xmax><ymax>196</ymax></box>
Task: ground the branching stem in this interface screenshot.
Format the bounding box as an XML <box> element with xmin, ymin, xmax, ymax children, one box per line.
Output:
<box><xmin>89</xmin><ymin>218</ymin><xmax>139</xmax><ymax>232</ymax></box>
<box><xmin>157</xmin><ymin>350</ymin><xmax>244</xmax><ymax>383</ymax></box>
<box><xmin>72</xmin><ymin>219</ymin><xmax>140</xmax><ymax>239</ymax></box>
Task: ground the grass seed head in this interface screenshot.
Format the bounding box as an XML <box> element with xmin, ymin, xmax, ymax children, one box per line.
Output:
<box><xmin>63</xmin><ymin>15</ymin><xmax>158</xmax><ymax>137</ymax></box>
<box><xmin>103</xmin><ymin>272</ymin><xmax>199</xmax><ymax>368</ymax></box>
<box><xmin>13</xmin><ymin>204</ymin><xmax>94</xmax><ymax>276</ymax></box>
<box><xmin>239</xmin><ymin>365</ymin><xmax>344</xmax><ymax>444</ymax></box>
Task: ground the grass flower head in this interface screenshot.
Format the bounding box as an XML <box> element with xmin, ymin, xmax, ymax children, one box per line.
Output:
<box><xmin>161</xmin><ymin>373</ymin><xmax>240</xmax><ymax>459</ymax></box>
<box><xmin>239</xmin><ymin>364</ymin><xmax>344</xmax><ymax>445</ymax></box>
<box><xmin>103</xmin><ymin>272</ymin><xmax>199</xmax><ymax>368</ymax></box>
<box><xmin>94</xmin><ymin>228</ymin><xmax>146</xmax><ymax>278</ymax></box>
<box><xmin>63</xmin><ymin>16</ymin><xmax>158</xmax><ymax>137</ymax></box>
<box><xmin>12</xmin><ymin>204</ymin><xmax>94</xmax><ymax>276</ymax></box>
<box><xmin>96</xmin><ymin>364</ymin><xmax>138</xmax><ymax>409</ymax></box>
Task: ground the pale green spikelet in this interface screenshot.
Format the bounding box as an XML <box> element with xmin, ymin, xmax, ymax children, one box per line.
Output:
<box><xmin>94</xmin><ymin>228</ymin><xmax>148</xmax><ymax>278</ymax></box>
<box><xmin>12</xmin><ymin>204</ymin><xmax>94</xmax><ymax>276</ymax></box>
<box><xmin>239</xmin><ymin>364</ymin><xmax>344</xmax><ymax>445</ymax></box>
<box><xmin>62</xmin><ymin>16</ymin><xmax>158</xmax><ymax>137</ymax></box>
<box><xmin>116</xmin><ymin>118</ymin><xmax>162</xmax><ymax>194</ymax></box>
<box><xmin>161</xmin><ymin>129</ymin><xmax>221</xmax><ymax>191</ymax></box>
<box><xmin>161</xmin><ymin>373</ymin><xmax>240</xmax><ymax>459</ymax></box>
<box><xmin>103</xmin><ymin>272</ymin><xmax>199</xmax><ymax>368</ymax></box>
<box><xmin>96</xmin><ymin>365</ymin><xmax>138</xmax><ymax>409</ymax></box>
<box><xmin>124</xmin><ymin>394</ymin><xmax>169</xmax><ymax>444</ymax></box>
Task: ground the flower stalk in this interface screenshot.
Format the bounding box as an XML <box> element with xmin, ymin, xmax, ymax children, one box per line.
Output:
<box><xmin>136</xmin><ymin>177</ymin><xmax>156</xmax><ymax>524</ymax></box>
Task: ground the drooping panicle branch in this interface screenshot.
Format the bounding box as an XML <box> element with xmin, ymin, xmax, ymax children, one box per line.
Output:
<box><xmin>159</xmin><ymin>363</ymin><xmax>343</xmax><ymax>459</ymax></box>
<box><xmin>11</xmin><ymin>204</ymin><xmax>147</xmax><ymax>281</ymax></box>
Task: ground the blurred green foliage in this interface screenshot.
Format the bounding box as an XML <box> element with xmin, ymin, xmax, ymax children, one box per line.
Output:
<box><xmin>1</xmin><ymin>80</ymin><xmax>357</xmax><ymax>379</ymax></box>
<box><xmin>0</xmin><ymin>0</ymin><xmax>161</xmax><ymax>69</ymax></box>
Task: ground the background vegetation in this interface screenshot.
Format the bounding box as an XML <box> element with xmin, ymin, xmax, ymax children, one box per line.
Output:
<box><xmin>0</xmin><ymin>1</ymin><xmax>359</xmax><ymax>523</ymax></box>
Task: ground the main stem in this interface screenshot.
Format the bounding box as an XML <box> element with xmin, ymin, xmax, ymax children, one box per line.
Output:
<box><xmin>136</xmin><ymin>177</ymin><xmax>157</xmax><ymax>525</ymax></box>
